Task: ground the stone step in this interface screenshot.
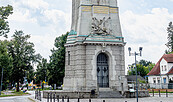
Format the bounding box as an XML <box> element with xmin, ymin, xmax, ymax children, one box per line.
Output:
<box><xmin>98</xmin><ymin>91</ymin><xmax>124</xmax><ymax>98</ymax></box>
<box><xmin>99</xmin><ymin>88</ymin><xmax>113</xmax><ymax>91</ymax></box>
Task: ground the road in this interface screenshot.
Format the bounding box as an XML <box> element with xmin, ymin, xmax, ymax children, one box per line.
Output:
<box><xmin>0</xmin><ymin>91</ymin><xmax>35</xmax><ymax>102</ymax></box>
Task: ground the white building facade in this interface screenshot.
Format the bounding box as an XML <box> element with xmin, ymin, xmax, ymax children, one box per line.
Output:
<box><xmin>148</xmin><ymin>54</ymin><xmax>173</xmax><ymax>89</ymax></box>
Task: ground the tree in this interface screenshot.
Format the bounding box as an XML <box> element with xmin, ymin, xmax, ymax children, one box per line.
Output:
<box><xmin>0</xmin><ymin>5</ymin><xmax>13</xmax><ymax>38</ymax></box>
<box><xmin>128</xmin><ymin>60</ymin><xmax>155</xmax><ymax>77</ymax></box>
<box><xmin>48</xmin><ymin>33</ymin><xmax>68</xmax><ymax>87</ymax></box>
<box><xmin>8</xmin><ymin>30</ymin><xmax>38</xmax><ymax>92</ymax></box>
<box><xmin>166</xmin><ymin>22</ymin><xmax>173</xmax><ymax>53</ymax></box>
<box><xmin>0</xmin><ymin>40</ymin><xmax>13</xmax><ymax>89</ymax></box>
<box><xmin>139</xmin><ymin>59</ymin><xmax>152</xmax><ymax>67</ymax></box>
<box><xmin>35</xmin><ymin>58</ymin><xmax>48</xmax><ymax>85</ymax></box>
<box><xmin>128</xmin><ymin>64</ymin><xmax>147</xmax><ymax>77</ymax></box>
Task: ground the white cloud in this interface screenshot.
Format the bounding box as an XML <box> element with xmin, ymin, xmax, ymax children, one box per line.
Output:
<box><xmin>0</xmin><ymin>0</ymin><xmax>71</xmax><ymax>60</ymax></box>
<box><xmin>43</xmin><ymin>9</ymin><xmax>70</xmax><ymax>26</ymax></box>
<box><xmin>8</xmin><ymin>9</ymin><xmax>37</xmax><ymax>23</ymax></box>
<box><xmin>21</xmin><ymin>0</ymin><xmax>49</xmax><ymax>10</ymax></box>
<box><xmin>121</xmin><ymin>8</ymin><xmax>173</xmax><ymax>67</ymax></box>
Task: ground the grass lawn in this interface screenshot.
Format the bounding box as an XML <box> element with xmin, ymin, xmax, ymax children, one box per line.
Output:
<box><xmin>0</xmin><ymin>91</ymin><xmax>30</xmax><ymax>97</ymax></box>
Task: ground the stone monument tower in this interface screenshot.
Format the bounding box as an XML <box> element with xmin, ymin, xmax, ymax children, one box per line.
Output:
<box><xmin>63</xmin><ymin>0</ymin><xmax>128</xmax><ymax>96</ymax></box>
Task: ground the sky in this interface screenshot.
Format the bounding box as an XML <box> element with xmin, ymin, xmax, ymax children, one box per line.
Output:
<box><xmin>0</xmin><ymin>0</ymin><xmax>173</xmax><ymax>69</ymax></box>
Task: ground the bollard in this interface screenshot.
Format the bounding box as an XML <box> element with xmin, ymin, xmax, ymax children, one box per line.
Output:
<box><xmin>103</xmin><ymin>100</ymin><xmax>105</xmax><ymax>102</ymax></box>
<box><xmin>50</xmin><ymin>93</ymin><xmax>52</xmax><ymax>102</ymax></box>
<box><xmin>153</xmin><ymin>90</ymin><xmax>154</xmax><ymax>96</ymax></box>
<box><xmin>53</xmin><ymin>93</ymin><xmax>55</xmax><ymax>102</ymax></box>
<box><xmin>62</xmin><ymin>96</ymin><xmax>64</xmax><ymax>102</ymax></box>
<box><xmin>37</xmin><ymin>90</ymin><xmax>39</xmax><ymax>100</ymax></box>
<box><xmin>159</xmin><ymin>90</ymin><xmax>161</xmax><ymax>97</ymax></box>
<box><xmin>36</xmin><ymin>91</ymin><xmax>38</xmax><ymax>99</ymax></box>
<box><xmin>57</xmin><ymin>95</ymin><xmax>59</xmax><ymax>102</ymax></box>
<box><xmin>47</xmin><ymin>93</ymin><xmax>49</xmax><ymax>102</ymax></box>
<box><xmin>35</xmin><ymin>91</ymin><xmax>36</xmax><ymax>99</ymax></box>
<box><xmin>67</xmin><ymin>97</ymin><xmax>69</xmax><ymax>102</ymax></box>
<box><xmin>39</xmin><ymin>90</ymin><xmax>41</xmax><ymax>101</ymax></box>
<box><xmin>89</xmin><ymin>98</ymin><xmax>91</xmax><ymax>102</ymax></box>
<box><xmin>78</xmin><ymin>98</ymin><xmax>80</xmax><ymax>102</ymax></box>
<box><xmin>166</xmin><ymin>90</ymin><xmax>168</xmax><ymax>97</ymax></box>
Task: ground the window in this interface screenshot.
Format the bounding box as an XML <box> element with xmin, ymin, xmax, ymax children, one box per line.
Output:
<box><xmin>162</xmin><ymin>66</ymin><xmax>163</xmax><ymax>71</ymax></box>
<box><xmin>158</xmin><ymin>80</ymin><xmax>160</xmax><ymax>83</ymax></box>
<box><xmin>153</xmin><ymin>78</ymin><xmax>156</xmax><ymax>84</ymax></box>
<box><xmin>157</xmin><ymin>78</ymin><xmax>160</xmax><ymax>83</ymax></box>
<box><xmin>164</xmin><ymin>65</ymin><xmax>167</xmax><ymax>71</ymax></box>
<box><xmin>68</xmin><ymin>51</ymin><xmax>70</xmax><ymax>65</ymax></box>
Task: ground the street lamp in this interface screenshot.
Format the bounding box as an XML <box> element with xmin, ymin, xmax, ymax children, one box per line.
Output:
<box><xmin>128</xmin><ymin>47</ymin><xmax>143</xmax><ymax>102</ymax></box>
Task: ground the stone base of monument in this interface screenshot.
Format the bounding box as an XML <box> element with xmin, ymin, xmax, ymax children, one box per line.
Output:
<box><xmin>43</xmin><ymin>90</ymin><xmax>150</xmax><ymax>98</ymax></box>
<box><xmin>125</xmin><ymin>90</ymin><xmax>150</xmax><ymax>98</ymax></box>
<box><xmin>43</xmin><ymin>90</ymin><xmax>97</xmax><ymax>99</ymax></box>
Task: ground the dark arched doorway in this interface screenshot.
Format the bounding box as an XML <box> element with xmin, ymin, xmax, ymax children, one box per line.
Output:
<box><xmin>97</xmin><ymin>53</ymin><xmax>109</xmax><ymax>87</ymax></box>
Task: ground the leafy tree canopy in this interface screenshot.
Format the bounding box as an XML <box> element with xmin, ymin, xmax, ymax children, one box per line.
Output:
<box><xmin>166</xmin><ymin>22</ymin><xmax>173</xmax><ymax>53</ymax></box>
<box><xmin>0</xmin><ymin>5</ymin><xmax>13</xmax><ymax>38</ymax></box>
<box><xmin>8</xmin><ymin>30</ymin><xmax>39</xmax><ymax>91</ymax></box>
<box><xmin>0</xmin><ymin>40</ymin><xmax>13</xmax><ymax>89</ymax></box>
<box><xmin>48</xmin><ymin>33</ymin><xmax>68</xmax><ymax>86</ymax></box>
<box><xmin>128</xmin><ymin>59</ymin><xmax>155</xmax><ymax>77</ymax></box>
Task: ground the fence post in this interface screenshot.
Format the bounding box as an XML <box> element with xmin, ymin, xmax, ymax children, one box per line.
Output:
<box><xmin>53</xmin><ymin>93</ymin><xmax>55</xmax><ymax>102</ymax></box>
<box><xmin>159</xmin><ymin>90</ymin><xmax>161</xmax><ymax>97</ymax></box>
<box><xmin>37</xmin><ymin>90</ymin><xmax>39</xmax><ymax>100</ymax></box>
<box><xmin>35</xmin><ymin>91</ymin><xmax>36</xmax><ymax>99</ymax></box>
<box><xmin>67</xmin><ymin>97</ymin><xmax>69</xmax><ymax>102</ymax></box>
<box><xmin>36</xmin><ymin>89</ymin><xmax>38</xmax><ymax>99</ymax></box>
<box><xmin>152</xmin><ymin>89</ymin><xmax>154</xmax><ymax>96</ymax></box>
<box><xmin>47</xmin><ymin>93</ymin><xmax>49</xmax><ymax>102</ymax></box>
<box><xmin>62</xmin><ymin>96</ymin><xmax>64</xmax><ymax>102</ymax></box>
<box><xmin>166</xmin><ymin>90</ymin><xmax>168</xmax><ymax>97</ymax></box>
<box><xmin>89</xmin><ymin>98</ymin><xmax>91</xmax><ymax>102</ymax></box>
<box><xmin>39</xmin><ymin>89</ymin><xmax>41</xmax><ymax>101</ymax></box>
<box><xmin>57</xmin><ymin>95</ymin><xmax>59</xmax><ymax>102</ymax></box>
<box><xmin>50</xmin><ymin>93</ymin><xmax>52</xmax><ymax>102</ymax></box>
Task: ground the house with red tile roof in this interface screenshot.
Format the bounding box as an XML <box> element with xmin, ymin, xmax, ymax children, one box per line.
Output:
<box><xmin>147</xmin><ymin>54</ymin><xmax>173</xmax><ymax>89</ymax></box>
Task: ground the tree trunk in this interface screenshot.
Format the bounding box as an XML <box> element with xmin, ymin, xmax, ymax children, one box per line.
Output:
<box><xmin>16</xmin><ymin>80</ymin><xmax>19</xmax><ymax>92</ymax></box>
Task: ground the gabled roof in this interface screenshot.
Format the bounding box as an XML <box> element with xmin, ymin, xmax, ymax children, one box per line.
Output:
<box><xmin>163</xmin><ymin>54</ymin><xmax>173</xmax><ymax>63</ymax></box>
<box><xmin>167</xmin><ymin>66</ymin><xmax>173</xmax><ymax>74</ymax></box>
<box><xmin>147</xmin><ymin>54</ymin><xmax>173</xmax><ymax>75</ymax></box>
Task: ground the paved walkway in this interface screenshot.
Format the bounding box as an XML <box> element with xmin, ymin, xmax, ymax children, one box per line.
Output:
<box><xmin>32</xmin><ymin>93</ymin><xmax>173</xmax><ymax>102</ymax></box>
<box><xmin>0</xmin><ymin>91</ymin><xmax>35</xmax><ymax>102</ymax></box>
<box><xmin>1</xmin><ymin>91</ymin><xmax>172</xmax><ymax>102</ymax></box>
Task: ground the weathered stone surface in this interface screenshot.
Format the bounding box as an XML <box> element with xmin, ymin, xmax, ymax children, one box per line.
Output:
<box><xmin>63</xmin><ymin>0</ymin><xmax>128</xmax><ymax>97</ymax></box>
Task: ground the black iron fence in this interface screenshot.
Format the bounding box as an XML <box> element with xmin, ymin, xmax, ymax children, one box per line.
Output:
<box><xmin>148</xmin><ymin>83</ymin><xmax>173</xmax><ymax>89</ymax></box>
<box><xmin>35</xmin><ymin>89</ymin><xmax>41</xmax><ymax>101</ymax></box>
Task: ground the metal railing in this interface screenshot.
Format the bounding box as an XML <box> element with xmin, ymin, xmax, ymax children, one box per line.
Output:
<box><xmin>148</xmin><ymin>83</ymin><xmax>173</xmax><ymax>89</ymax></box>
<box><xmin>35</xmin><ymin>89</ymin><xmax>41</xmax><ymax>101</ymax></box>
